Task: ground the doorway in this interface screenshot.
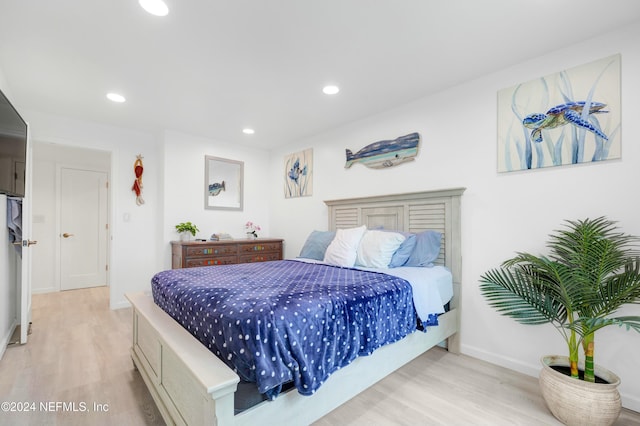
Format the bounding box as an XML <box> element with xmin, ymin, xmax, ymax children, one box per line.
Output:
<box><xmin>31</xmin><ymin>143</ymin><xmax>111</xmax><ymax>296</ymax></box>
<box><xmin>59</xmin><ymin>167</ymin><xmax>108</xmax><ymax>290</ymax></box>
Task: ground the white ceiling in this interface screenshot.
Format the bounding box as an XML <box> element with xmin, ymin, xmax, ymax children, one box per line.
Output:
<box><xmin>1</xmin><ymin>1</ymin><xmax>639</xmax><ymax>149</ymax></box>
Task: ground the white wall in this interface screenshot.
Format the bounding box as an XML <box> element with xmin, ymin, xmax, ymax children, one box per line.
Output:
<box><xmin>161</xmin><ymin>130</ymin><xmax>272</xmax><ymax>267</ymax></box>
<box><xmin>267</xmin><ymin>23</ymin><xmax>640</xmax><ymax>410</ymax></box>
<box><xmin>21</xmin><ymin>110</ymin><xmax>162</xmax><ymax>309</ymax></box>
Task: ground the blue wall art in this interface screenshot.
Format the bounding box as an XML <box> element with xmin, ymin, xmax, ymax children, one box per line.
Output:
<box><xmin>345</xmin><ymin>132</ymin><xmax>420</xmax><ymax>169</ymax></box>
<box><xmin>497</xmin><ymin>54</ymin><xmax>621</xmax><ymax>172</ymax></box>
<box><xmin>284</xmin><ymin>148</ymin><xmax>313</xmax><ymax>198</ymax></box>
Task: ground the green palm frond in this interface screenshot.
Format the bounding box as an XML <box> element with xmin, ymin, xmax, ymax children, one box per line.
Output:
<box><xmin>571</xmin><ymin>316</ymin><xmax>640</xmax><ymax>335</ymax></box>
<box><xmin>549</xmin><ymin>218</ymin><xmax>640</xmax><ymax>289</ymax></box>
<box><xmin>480</xmin><ymin>259</ymin><xmax>568</xmax><ymax>326</ymax></box>
<box><xmin>582</xmin><ymin>267</ymin><xmax>640</xmax><ymax>319</ymax></box>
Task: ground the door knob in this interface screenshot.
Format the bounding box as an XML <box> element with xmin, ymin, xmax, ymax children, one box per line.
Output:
<box><xmin>62</xmin><ymin>233</ymin><xmax>74</xmax><ymax>238</ymax></box>
<box><xmin>16</xmin><ymin>240</ymin><xmax>38</xmax><ymax>246</ymax></box>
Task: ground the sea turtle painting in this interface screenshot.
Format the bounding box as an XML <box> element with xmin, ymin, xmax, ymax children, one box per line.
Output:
<box><xmin>522</xmin><ymin>101</ymin><xmax>609</xmax><ymax>143</ymax></box>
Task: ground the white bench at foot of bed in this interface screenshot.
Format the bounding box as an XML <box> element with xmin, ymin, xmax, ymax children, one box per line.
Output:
<box><xmin>127</xmin><ymin>291</ymin><xmax>459</xmax><ymax>426</ymax></box>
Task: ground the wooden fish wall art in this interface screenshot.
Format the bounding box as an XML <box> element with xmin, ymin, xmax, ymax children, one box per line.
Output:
<box><xmin>345</xmin><ymin>132</ymin><xmax>420</xmax><ymax>169</ymax></box>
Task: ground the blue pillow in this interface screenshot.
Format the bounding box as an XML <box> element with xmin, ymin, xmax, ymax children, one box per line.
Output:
<box><xmin>388</xmin><ymin>233</ymin><xmax>416</xmax><ymax>267</ymax></box>
<box><xmin>299</xmin><ymin>230</ymin><xmax>336</xmax><ymax>260</ymax></box>
<box><xmin>405</xmin><ymin>230</ymin><xmax>442</xmax><ymax>267</ymax></box>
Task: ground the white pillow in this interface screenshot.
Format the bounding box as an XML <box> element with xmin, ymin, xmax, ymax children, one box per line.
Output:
<box><xmin>323</xmin><ymin>225</ymin><xmax>367</xmax><ymax>267</ymax></box>
<box><xmin>356</xmin><ymin>230</ymin><xmax>406</xmax><ymax>268</ymax></box>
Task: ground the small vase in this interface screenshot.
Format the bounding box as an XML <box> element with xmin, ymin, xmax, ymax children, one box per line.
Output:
<box><xmin>180</xmin><ymin>233</ymin><xmax>191</xmax><ymax>242</ymax></box>
<box><xmin>247</xmin><ymin>232</ymin><xmax>258</xmax><ymax>239</ymax></box>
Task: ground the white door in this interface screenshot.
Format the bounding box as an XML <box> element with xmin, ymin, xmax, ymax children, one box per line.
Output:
<box><xmin>18</xmin><ymin>131</ymin><xmax>33</xmax><ymax>344</ymax></box>
<box><xmin>59</xmin><ymin>167</ymin><xmax>108</xmax><ymax>291</ymax></box>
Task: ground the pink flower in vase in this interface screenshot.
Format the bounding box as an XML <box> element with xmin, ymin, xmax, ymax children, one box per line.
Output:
<box><xmin>245</xmin><ymin>221</ymin><xmax>261</xmax><ymax>238</ymax></box>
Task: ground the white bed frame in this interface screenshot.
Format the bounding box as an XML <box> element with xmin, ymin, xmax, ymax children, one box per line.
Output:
<box><xmin>127</xmin><ymin>188</ymin><xmax>465</xmax><ymax>426</ymax></box>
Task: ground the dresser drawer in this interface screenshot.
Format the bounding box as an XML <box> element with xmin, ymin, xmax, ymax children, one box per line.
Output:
<box><xmin>185</xmin><ymin>245</ymin><xmax>237</xmax><ymax>258</ymax></box>
<box><xmin>239</xmin><ymin>242</ymin><xmax>282</xmax><ymax>254</ymax></box>
<box><xmin>185</xmin><ymin>256</ymin><xmax>238</xmax><ymax>267</ymax></box>
<box><xmin>239</xmin><ymin>252</ymin><xmax>282</xmax><ymax>264</ymax></box>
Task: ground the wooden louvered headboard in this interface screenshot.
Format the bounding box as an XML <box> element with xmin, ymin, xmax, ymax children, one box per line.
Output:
<box><xmin>324</xmin><ymin>187</ymin><xmax>465</xmax><ymax>295</ymax></box>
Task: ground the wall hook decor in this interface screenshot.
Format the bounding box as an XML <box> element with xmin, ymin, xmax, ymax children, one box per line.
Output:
<box><xmin>132</xmin><ymin>154</ymin><xmax>145</xmax><ymax>205</ymax></box>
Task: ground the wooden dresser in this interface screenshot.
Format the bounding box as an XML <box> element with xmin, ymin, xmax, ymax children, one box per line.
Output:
<box><xmin>171</xmin><ymin>238</ymin><xmax>284</xmax><ymax>269</ymax></box>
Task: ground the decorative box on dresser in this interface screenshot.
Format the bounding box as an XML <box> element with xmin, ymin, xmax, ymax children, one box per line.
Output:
<box><xmin>171</xmin><ymin>238</ymin><xmax>284</xmax><ymax>269</ymax></box>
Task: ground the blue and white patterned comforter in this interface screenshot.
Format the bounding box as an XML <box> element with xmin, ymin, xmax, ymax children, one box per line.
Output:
<box><xmin>151</xmin><ymin>259</ymin><xmax>432</xmax><ymax>398</ymax></box>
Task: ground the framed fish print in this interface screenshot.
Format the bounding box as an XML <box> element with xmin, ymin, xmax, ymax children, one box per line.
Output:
<box><xmin>284</xmin><ymin>148</ymin><xmax>313</xmax><ymax>198</ymax></box>
<box><xmin>497</xmin><ymin>54</ymin><xmax>621</xmax><ymax>172</ymax></box>
<box><xmin>205</xmin><ymin>156</ymin><xmax>243</xmax><ymax>210</ymax></box>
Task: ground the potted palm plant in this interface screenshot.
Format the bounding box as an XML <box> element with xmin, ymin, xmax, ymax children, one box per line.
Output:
<box><xmin>479</xmin><ymin>217</ymin><xmax>640</xmax><ymax>425</ymax></box>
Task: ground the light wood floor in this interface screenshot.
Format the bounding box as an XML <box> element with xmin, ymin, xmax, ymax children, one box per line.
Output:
<box><xmin>1</xmin><ymin>287</ymin><xmax>639</xmax><ymax>425</ymax></box>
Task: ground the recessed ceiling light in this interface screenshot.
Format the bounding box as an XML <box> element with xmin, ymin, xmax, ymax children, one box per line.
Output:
<box><xmin>139</xmin><ymin>0</ymin><xmax>169</xmax><ymax>16</ymax></box>
<box><xmin>242</xmin><ymin>128</ymin><xmax>255</xmax><ymax>135</ymax></box>
<box><xmin>106</xmin><ymin>93</ymin><xmax>126</xmax><ymax>103</ymax></box>
<box><xmin>323</xmin><ymin>85</ymin><xmax>340</xmax><ymax>95</ymax></box>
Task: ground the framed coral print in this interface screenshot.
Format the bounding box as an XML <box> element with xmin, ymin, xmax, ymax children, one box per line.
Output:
<box><xmin>497</xmin><ymin>54</ymin><xmax>621</xmax><ymax>172</ymax></box>
<box><xmin>284</xmin><ymin>148</ymin><xmax>313</xmax><ymax>198</ymax></box>
<box><xmin>204</xmin><ymin>156</ymin><xmax>243</xmax><ymax>210</ymax></box>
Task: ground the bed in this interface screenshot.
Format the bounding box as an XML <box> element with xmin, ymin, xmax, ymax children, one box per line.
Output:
<box><xmin>127</xmin><ymin>188</ymin><xmax>465</xmax><ymax>426</ymax></box>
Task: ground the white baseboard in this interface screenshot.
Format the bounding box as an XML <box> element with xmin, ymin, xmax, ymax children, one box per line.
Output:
<box><xmin>622</xmin><ymin>394</ymin><xmax>640</xmax><ymax>414</ymax></box>
<box><xmin>461</xmin><ymin>343</ymin><xmax>540</xmax><ymax>378</ymax></box>
<box><xmin>31</xmin><ymin>287</ymin><xmax>58</xmax><ymax>294</ymax></box>
<box><xmin>0</xmin><ymin>319</ymin><xmax>18</xmax><ymax>361</ymax></box>
<box><xmin>110</xmin><ymin>298</ymin><xmax>131</xmax><ymax>310</ymax></box>
<box><xmin>461</xmin><ymin>343</ymin><xmax>640</xmax><ymax>413</ymax></box>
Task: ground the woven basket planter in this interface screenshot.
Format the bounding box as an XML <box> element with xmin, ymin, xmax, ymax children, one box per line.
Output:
<box><xmin>539</xmin><ymin>355</ymin><xmax>621</xmax><ymax>426</ymax></box>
